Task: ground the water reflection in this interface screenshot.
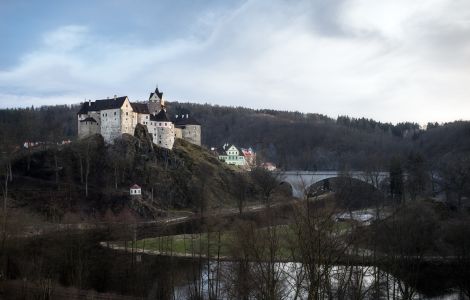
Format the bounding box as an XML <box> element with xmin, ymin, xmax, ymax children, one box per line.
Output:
<box><xmin>3</xmin><ymin>233</ymin><xmax>465</xmax><ymax>299</ymax></box>
<box><xmin>171</xmin><ymin>260</ymin><xmax>461</xmax><ymax>300</ymax></box>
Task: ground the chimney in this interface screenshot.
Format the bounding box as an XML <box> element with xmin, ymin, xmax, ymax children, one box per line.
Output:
<box><xmin>88</xmin><ymin>99</ymin><xmax>91</xmax><ymax>105</ymax></box>
<box><xmin>114</xmin><ymin>94</ymin><xmax>117</xmax><ymax>100</ymax></box>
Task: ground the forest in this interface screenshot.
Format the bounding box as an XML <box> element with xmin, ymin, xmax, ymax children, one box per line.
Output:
<box><xmin>1</xmin><ymin>101</ymin><xmax>469</xmax><ymax>171</ymax></box>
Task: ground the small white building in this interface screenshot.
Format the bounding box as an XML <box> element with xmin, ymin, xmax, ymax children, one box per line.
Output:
<box><xmin>130</xmin><ymin>184</ymin><xmax>142</xmax><ymax>196</ymax></box>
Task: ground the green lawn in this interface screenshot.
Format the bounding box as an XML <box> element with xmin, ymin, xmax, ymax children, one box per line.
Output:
<box><xmin>131</xmin><ymin>222</ymin><xmax>353</xmax><ymax>259</ymax></box>
<box><xmin>134</xmin><ymin>231</ymin><xmax>234</xmax><ymax>257</ymax></box>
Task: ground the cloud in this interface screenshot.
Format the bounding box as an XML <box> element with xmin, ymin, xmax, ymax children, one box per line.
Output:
<box><xmin>42</xmin><ymin>25</ymin><xmax>89</xmax><ymax>51</ymax></box>
<box><xmin>0</xmin><ymin>0</ymin><xmax>469</xmax><ymax>124</ymax></box>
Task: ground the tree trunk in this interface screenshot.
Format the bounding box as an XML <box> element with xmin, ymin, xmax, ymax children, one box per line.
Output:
<box><xmin>79</xmin><ymin>155</ymin><xmax>83</xmax><ymax>184</ymax></box>
<box><xmin>54</xmin><ymin>153</ymin><xmax>59</xmax><ymax>185</ymax></box>
<box><xmin>85</xmin><ymin>157</ymin><xmax>90</xmax><ymax>198</ymax></box>
<box><xmin>2</xmin><ymin>164</ymin><xmax>10</xmax><ymax>253</ymax></box>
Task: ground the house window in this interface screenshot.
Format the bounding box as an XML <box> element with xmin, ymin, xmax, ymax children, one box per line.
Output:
<box><xmin>146</xmin><ymin>116</ymin><xmax>149</xmax><ymax>119</ymax></box>
<box><xmin>114</xmin><ymin>112</ymin><xmax>116</xmax><ymax>115</ymax></box>
<box><xmin>126</xmin><ymin>112</ymin><xmax>128</xmax><ymax>116</ymax></box>
<box><xmin>159</xmin><ymin>123</ymin><xmax>162</xmax><ymax>126</ymax></box>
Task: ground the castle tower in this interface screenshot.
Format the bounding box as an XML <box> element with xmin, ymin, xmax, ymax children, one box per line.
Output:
<box><xmin>148</xmin><ymin>85</ymin><xmax>163</xmax><ymax>114</ymax></box>
<box><xmin>150</xmin><ymin>108</ymin><xmax>175</xmax><ymax>150</ymax></box>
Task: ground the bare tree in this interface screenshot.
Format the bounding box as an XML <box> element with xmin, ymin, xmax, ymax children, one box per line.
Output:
<box><xmin>251</xmin><ymin>167</ymin><xmax>280</xmax><ymax>208</ymax></box>
<box><xmin>233</xmin><ymin>172</ymin><xmax>249</xmax><ymax>215</ymax></box>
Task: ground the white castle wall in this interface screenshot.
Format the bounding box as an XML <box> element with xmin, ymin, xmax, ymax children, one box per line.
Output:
<box><xmin>137</xmin><ymin>113</ymin><xmax>151</xmax><ymax>126</ymax></box>
<box><xmin>120</xmin><ymin>99</ymin><xmax>136</xmax><ymax>136</ymax></box>
<box><xmin>147</xmin><ymin>120</ymin><xmax>175</xmax><ymax>149</ymax></box>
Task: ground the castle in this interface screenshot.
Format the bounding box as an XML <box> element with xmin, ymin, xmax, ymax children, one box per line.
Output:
<box><xmin>77</xmin><ymin>87</ymin><xmax>201</xmax><ymax>149</ymax></box>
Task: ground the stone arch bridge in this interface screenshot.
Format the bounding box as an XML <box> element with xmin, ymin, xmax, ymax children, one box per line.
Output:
<box><xmin>278</xmin><ymin>171</ymin><xmax>390</xmax><ymax>198</ymax></box>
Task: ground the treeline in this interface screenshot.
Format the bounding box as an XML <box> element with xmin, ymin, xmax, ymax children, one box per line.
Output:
<box><xmin>0</xmin><ymin>102</ymin><xmax>469</xmax><ymax>170</ymax></box>
<box><xmin>0</xmin><ymin>105</ymin><xmax>79</xmax><ymax>145</ymax></box>
<box><xmin>169</xmin><ymin>102</ymin><xmax>469</xmax><ymax>170</ymax></box>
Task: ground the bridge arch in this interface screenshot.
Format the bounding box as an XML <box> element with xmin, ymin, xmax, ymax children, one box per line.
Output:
<box><xmin>279</xmin><ymin>171</ymin><xmax>389</xmax><ymax>198</ymax></box>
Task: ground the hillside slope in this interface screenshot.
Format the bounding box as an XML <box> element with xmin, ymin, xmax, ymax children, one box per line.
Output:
<box><xmin>8</xmin><ymin>125</ymin><xmax>245</xmax><ymax>221</ymax></box>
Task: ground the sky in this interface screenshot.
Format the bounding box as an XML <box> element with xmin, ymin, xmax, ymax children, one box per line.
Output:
<box><xmin>0</xmin><ymin>0</ymin><xmax>469</xmax><ymax>124</ymax></box>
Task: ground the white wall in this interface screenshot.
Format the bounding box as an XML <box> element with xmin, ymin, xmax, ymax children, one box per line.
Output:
<box><xmin>120</xmin><ymin>98</ymin><xmax>136</xmax><ymax>136</ymax></box>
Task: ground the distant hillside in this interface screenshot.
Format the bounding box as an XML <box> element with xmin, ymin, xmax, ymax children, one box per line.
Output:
<box><xmin>1</xmin><ymin>102</ymin><xmax>469</xmax><ymax>170</ymax></box>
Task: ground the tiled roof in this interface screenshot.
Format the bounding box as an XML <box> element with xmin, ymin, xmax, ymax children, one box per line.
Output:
<box><xmin>149</xmin><ymin>87</ymin><xmax>163</xmax><ymax>100</ymax></box>
<box><xmin>150</xmin><ymin>109</ymin><xmax>171</xmax><ymax>122</ymax></box>
<box><xmin>172</xmin><ymin>114</ymin><xmax>201</xmax><ymax>126</ymax></box>
<box><xmin>80</xmin><ymin>117</ymin><xmax>97</xmax><ymax>123</ymax></box>
<box><xmin>131</xmin><ymin>103</ymin><xmax>150</xmax><ymax>114</ymax></box>
<box><xmin>77</xmin><ymin>97</ymin><xmax>128</xmax><ymax>114</ymax></box>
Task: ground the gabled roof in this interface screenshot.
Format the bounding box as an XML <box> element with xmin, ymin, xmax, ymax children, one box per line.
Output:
<box><xmin>130</xmin><ymin>184</ymin><xmax>141</xmax><ymax>189</ymax></box>
<box><xmin>221</xmin><ymin>144</ymin><xmax>243</xmax><ymax>156</ymax></box>
<box><xmin>77</xmin><ymin>97</ymin><xmax>128</xmax><ymax>114</ymax></box>
<box><xmin>80</xmin><ymin>117</ymin><xmax>97</xmax><ymax>123</ymax></box>
<box><xmin>131</xmin><ymin>103</ymin><xmax>150</xmax><ymax>114</ymax></box>
<box><xmin>172</xmin><ymin>114</ymin><xmax>201</xmax><ymax>126</ymax></box>
<box><xmin>150</xmin><ymin>109</ymin><xmax>171</xmax><ymax>122</ymax></box>
<box><xmin>149</xmin><ymin>87</ymin><xmax>163</xmax><ymax>100</ymax></box>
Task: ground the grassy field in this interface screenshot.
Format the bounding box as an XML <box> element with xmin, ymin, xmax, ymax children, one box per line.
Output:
<box><xmin>134</xmin><ymin>231</ymin><xmax>233</xmax><ymax>257</ymax></box>
<box><xmin>130</xmin><ymin>222</ymin><xmax>353</xmax><ymax>259</ymax></box>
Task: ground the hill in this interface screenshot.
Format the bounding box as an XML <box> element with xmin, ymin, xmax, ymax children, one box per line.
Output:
<box><xmin>6</xmin><ymin>124</ymin><xmax>261</xmax><ymax>222</ymax></box>
<box><xmin>0</xmin><ymin>101</ymin><xmax>469</xmax><ymax>171</ymax></box>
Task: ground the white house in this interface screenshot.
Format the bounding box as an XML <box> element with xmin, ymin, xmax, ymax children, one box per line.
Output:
<box><xmin>217</xmin><ymin>144</ymin><xmax>256</xmax><ymax>169</ymax></box>
<box><xmin>130</xmin><ymin>184</ymin><xmax>142</xmax><ymax>196</ymax></box>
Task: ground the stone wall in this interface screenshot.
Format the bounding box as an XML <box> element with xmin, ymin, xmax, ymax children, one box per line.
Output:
<box><xmin>174</xmin><ymin>127</ymin><xmax>183</xmax><ymax>139</ymax></box>
<box><xmin>100</xmin><ymin>108</ymin><xmax>121</xmax><ymax>143</ymax></box>
<box><xmin>78</xmin><ymin>111</ymin><xmax>101</xmax><ymax>139</ymax></box>
<box><xmin>182</xmin><ymin>125</ymin><xmax>201</xmax><ymax>146</ymax></box>
<box><xmin>155</xmin><ymin>123</ymin><xmax>175</xmax><ymax>150</ymax></box>
<box><xmin>78</xmin><ymin>119</ymin><xmax>100</xmax><ymax>138</ymax></box>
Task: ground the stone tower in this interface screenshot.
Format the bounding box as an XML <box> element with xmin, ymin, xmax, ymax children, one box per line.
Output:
<box><xmin>148</xmin><ymin>85</ymin><xmax>163</xmax><ymax>114</ymax></box>
<box><xmin>148</xmin><ymin>87</ymin><xmax>175</xmax><ymax>149</ymax></box>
